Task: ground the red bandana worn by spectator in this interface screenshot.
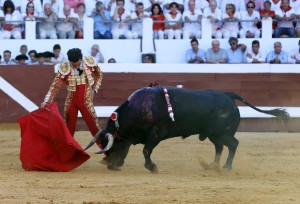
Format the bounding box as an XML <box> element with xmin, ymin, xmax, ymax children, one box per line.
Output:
<box><xmin>169</xmin><ymin>11</ymin><xmax>177</xmax><ymax>16</ymax></box>
<box><xmin>280</xmin><ymin>5</ymin><xmax>292</xmax><ymax>13</ymax></box>
<box><xmin>26</xmin><ymin>11</ymin><xmax>34</xmax><ymax>16</ymax></box>
<box><xmin>18</xmin><ymin>102</ymin><xmax>90</xmax><ymax>172</ymax></box>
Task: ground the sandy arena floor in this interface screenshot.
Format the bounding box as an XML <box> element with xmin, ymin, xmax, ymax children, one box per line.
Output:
<box><xmin>0</xmin><ymin>127</ymin><xmax>300</xmax><ymax>204</ymax></box>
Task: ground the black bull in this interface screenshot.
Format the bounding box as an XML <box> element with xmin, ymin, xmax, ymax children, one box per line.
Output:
<box><xmin>85</xmin><ymin>87</ymin><xmax>289</xmax><ymax>172</ymax></box>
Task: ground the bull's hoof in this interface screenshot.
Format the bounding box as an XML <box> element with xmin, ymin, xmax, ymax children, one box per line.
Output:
<box><xmin>208</xmin><ymin>162</ymin><xmax>220</xmax><ymax>171</ymax></box>
<box><xmin>145</xmin><ymin>163</ymin><xmax>158</xmax><ymax>173</ymax></box>
<box><xmin>107</xmin><ymin>165</ymin><xmax>122</xmax><ymax>171</ymax></box>
<box><xmin>222</xmin><ymin>163</ymin><xmax>232</xmax><ymax>170</ymax></box>
<box><xmin>99</xmin><ymin>157</ymin><xmax>108</xmax><ymax>165</ymax></box>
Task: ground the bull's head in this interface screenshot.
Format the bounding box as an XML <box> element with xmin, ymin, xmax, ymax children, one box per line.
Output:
<box><xmin>84</xmin><ymin>119</ymin><xmax>131</xmax><ymax>170</ymax></box>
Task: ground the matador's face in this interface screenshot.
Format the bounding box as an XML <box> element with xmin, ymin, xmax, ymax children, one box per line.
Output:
<box><xmin>70</xmin><ymin>59</ymin><xmax>82</xmax><ymax>68</ymax></box>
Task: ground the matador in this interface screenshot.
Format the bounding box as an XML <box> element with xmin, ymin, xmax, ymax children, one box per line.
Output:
<box><xmin>41</xmin><ymin>48</ymin><xmax>102</xmax><ymax>138</ymax></box>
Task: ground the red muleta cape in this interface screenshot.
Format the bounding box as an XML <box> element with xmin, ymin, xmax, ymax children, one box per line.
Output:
<box><xmin>18</xmin><ymin>102</ymin><xmax>90</xmax><ymax>171</ymax></box>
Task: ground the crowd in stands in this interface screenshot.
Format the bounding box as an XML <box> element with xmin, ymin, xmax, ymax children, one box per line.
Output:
<box><xmin>0</xmin><ymin>36</ymin><xmax>300</xmax><ymax>64</ymax></box>
<box><xmin>0</xmin><ymin>43</ymin><xmax>118</xmax><ymax>65</ymax></box>
<box><xmin>1</xmin><ymin>0</ymin><xmax>300</xmax><ymax>40</ymax></box>
<box><xmin>185</xmin><ymin>37</ymin><xmax>300</xmax><ymax>64</ymax></box>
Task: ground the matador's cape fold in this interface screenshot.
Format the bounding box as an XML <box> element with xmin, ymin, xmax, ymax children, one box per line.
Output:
<box><xmin>18</xmin><ymin>102</ymin><xmax>90</xmax><ymax>171</ymax></box>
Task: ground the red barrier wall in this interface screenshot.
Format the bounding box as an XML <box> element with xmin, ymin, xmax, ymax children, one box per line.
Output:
<box><xmin>1</xmin><ymin>66</ymin><xmax>299</xmax><ymax>131</ymax></box>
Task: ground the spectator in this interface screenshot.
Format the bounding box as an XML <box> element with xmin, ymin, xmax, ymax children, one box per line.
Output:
<box><xmin>20</xmin><ymin>44</ymin><xmax>28</xmax><ymax>55</ymax></box>
<box><xmin>295</xmin><ymin>4</ymin><xmax>300</xmax><ymax>37</ymax></box>
<box><xmin>15</xmin><ymin>54</ymin><xmax>28</xmax><ymax>65</ymax></box>
<box><xmin>28</xmin><ymin>50</ymin><xmax>38</xmax><ymax>64</ymax></box>
<box><xmin>142</xmin><ymin>54</ymin><xmax>155</xmax><ymax>63</ymax></box>
<box><xmin>288</xmin><ymin>40</ymin><xmax>300</xmax><ymax>64</ymax></box>
<box><xmin>74</xmin><ymin>3</ymin><xmax>87</xmax><ymax>39</ymax></box>
<box><xmin>164</xmin><ymin>2</ymin><xmax>182</xmax><ymax>39</ymax></box>
<box><xmin>266</xmin><ymin>41</ymin><xmax>288</xmax><ymax>63</ymax></box>
<box><xmin>21</xmin><ymin>0</ymin><xmax>42</xmax><ymax>15</ymax></box>
<box><xmin>260</xmin><ymin>1</ymin><xmax>275</xmax><ymax>19</ymax></box>
<box><xmin>244</xmin><ymin>0</ymin><xmax>264</xmax><ymax>12</ymax></box>
<box><xmin>108</xmin><ymin>58</ymin><xmax>116</xmax><ymax>63</ymax></box>
<box><xmin>51</xmin><ymin>44</ymin><xmax>67</xmax><ymax>64</ymax></box>
<box><xmin>19</xmin><ymin>44</ymin><xmax>30</xmax><ymax>63</ymax></box>
<box><xmin>221</xmin><ymin>0</ymin><xmax>245</xmax><ymax>13</ymax></box>
<box><xmin>43</xmin><ymin>0</ymin><xmax>64</xmax><ymax>16</ymax></box>
<box><xmin>0</xmin><ymin>0</ymin><xmax>20</xmax><ymax>11</ymax></box>
<box><xmin>186</xmin><ymin>38</ymin><xmax>206</xmax><ymax>64</ymax></box>
<box><xmin>90</xmin><ymin>44</ymin><xmax>105</xmax><ymax>63</ymax></box>
<box><xmin>226</xmin><ymin>37</ymin><xmax>247</xmax><ymax>63</ymax></box>
<box><xmin>131</xmin><ymin>2</ymin><xmax>149</xmax><ymax>39</ymax></box>
<box><xmin>93</xmin><ymin>1</ymin><xmax>112</xmax><ymax>39</ymax></box>
<box><xmin>63</xmin><ymin>0</ymin><xmax>85</xmax><ymax>13</ymax></box>
<box><xmin>245</xmin><ymin>40</ymin><xmax>266</xmax><ymax>63</ymax></box>
<box><xmin>2</xmin><ymin>0</ymin><xmax>23</xmax><ymax>39</ymax></box>
<box><xmin>150</xmin><ymin>3</ymin><xmax>165</xmax><ymax>39</ymax></box>
<box><xmin>37</xmin><ymin>3</ymin><xmax>58</xmax><ymax>39</ymax></box>
<box><xmin>182</xmin><ymin>0</ymin><xmax>202</xmax><ymax>39</ymax></box>
<box><xmin>206</xmin><ymin>39</ymin><xmax>227</xmax><ymax>63</ymax></box>
<box><xmin>163</xmin><ymin>0</ymin><xmax>184</xmax><ymax>14</ymax></box>
<box><xmin>221</xmin><ymin>3</ymin><xmax>240</xmax><ymax>38</ymax></box>
<box><xmin>260</xmin><ymin>1</ymin><xmax>275</xmax><ymax>34</ymax></box>
<box><xmin>111</xmin><ymin>0</ymin><xmax>132</xmax><ymax>39</ymax></box>
<box><xmin>203</xmin><ymin>0</ymin><xmax>222</xmax><ymax>39</ymax></box>
<box><xmin>2</xmin><ymin>50</ymin><xmax>17</xmax><ymax>65</ymax></box>
<box><xmin>0</xmin><ymin>54</ymin><xmax>2</xmax><ymax>64</ymax></box>
<box><xmin>274</xmin><ymin>0</ymin><xmax>295</xmax><ymax>38</ymax></box>
<box><xmin>22</xmin><ymin>2</ymin><xmax>38</xmax><ymax>21</ymax></box>
<box><xmin>56</xmin><ymin>4</ymin><xmax>78</xmax><ymax>39</ymax></box>
<box><xmin>240</xmin><ymin>1</ymin><xmax>261</xmax><ymax>38</ymax></box>
<box><xmin>183</xmin><ymin>0</ymin><xmax>211</xmax><ymax>13</ymax></box>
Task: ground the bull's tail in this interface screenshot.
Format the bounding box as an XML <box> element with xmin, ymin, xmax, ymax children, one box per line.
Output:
<box><xmin>224</xmin><ymin>92</ymin><xmax>290</xmax><ymax>124</ymax></box>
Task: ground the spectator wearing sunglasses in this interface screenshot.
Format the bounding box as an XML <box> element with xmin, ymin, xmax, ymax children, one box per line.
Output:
<box><xmin>226</xmin><ymin>37</ymin><xmax>247</xmax><ymax>63</ymax></box>
<box><xmin>240</xmin><ymin>1</ymin><xmax>261</xmax><ymax>38</ymax></box>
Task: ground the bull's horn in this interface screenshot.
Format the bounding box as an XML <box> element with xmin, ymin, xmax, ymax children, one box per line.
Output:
<box><xmin>84</xmin><ymin>131</ymin><xmax>101</xmax><ymax>150</ymax></box>
<box><xmin>95</xmin><ymin>133</ymin><xmax>114</xmax><ymax>154</ymax></box>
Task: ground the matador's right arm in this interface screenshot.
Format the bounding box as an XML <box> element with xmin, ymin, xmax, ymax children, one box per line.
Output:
<box><xmin>43</xmin><ymin>72</ymin><xmax>64</xmax><ymax>104</ymax></box>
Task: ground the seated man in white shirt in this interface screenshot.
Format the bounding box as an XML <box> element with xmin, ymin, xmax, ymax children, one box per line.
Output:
<box><xmin>274</xmin><ymin>0</ymin><xmax>295</xmax><ymax>38</ymax></box>
<box><xmin>131</xmin><ymin>2</ymin><xmax>149</xmax><ymax>39</ymax></box>
<box><xmin>111</xmin><ymin>0</ymin><xmax>133</xmax><ymax>39</ymax></box>
<box><xmin>51</xmin><ymin>44</ymin><xmax>67</xmax><ymax>64</ymax></box>
<box><xmin>288</xmin><ymin>40</ymin><xmax>300</xmax><ymax>64</ymax></box>
<box><xmin>245</xmin><ymin>40</ymin><xmax>265</xmax><ymax>63</ymax></box>
<box><xmin>240</xmin><ymin>1</ymin><xmax>261</xmax><ymax>38</ymax></box>
<box><xmin>56</xmin><ymin>4</ymin><xmax>78</xmax><ymax>39</ymax></box>
<box><xmin>182</xmin><ymin>0</ymin><xmax>202</xmax><ymax>39</ymax></box>
<box><xmin>203</xmin><ymin>0</ymin><xmax>222</xmax><ymax>39</ymax></box>
<box><xmin>37</xmin><ymin>3</ymin><xmax>58</xmax><ymax>39</ymax></box>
